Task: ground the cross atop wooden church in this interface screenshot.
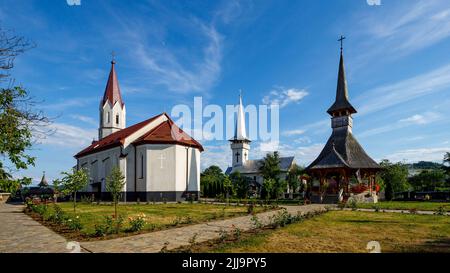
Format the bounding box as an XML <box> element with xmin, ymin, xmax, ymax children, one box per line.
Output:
<box><xmin>338</xmin><ymin>35</ymin><xmax>346</xmax><ymax>51</ymax></box>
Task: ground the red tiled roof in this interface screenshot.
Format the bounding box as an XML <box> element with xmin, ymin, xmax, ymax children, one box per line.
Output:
<box><xmin>75</xmin><ymin>113</ymin><xmax>203</xmax><ymax>158</ymax></box>
<box><xmin>102</xmin><ymin>61</ymin><xmax>124</xmax><ymax>108</ymax></box>
<box><xmin>75</xmin><ymin>114</ymin><xmax>162</xmax><ymax>158</ymax></box>
<box><xmin>133</xmin><ymin>117</ymin><xmax>204</xmax><ymax>151</ymax></box>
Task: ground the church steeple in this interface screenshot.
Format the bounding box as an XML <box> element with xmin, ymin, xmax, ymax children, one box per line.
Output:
<box><xmin>99</xmin><ymin>56</ymin><xmax>126</xmax><ymax>140</ymax></box>
<box><xmin>328</xmin><ymin>37</ymin><xmax>356</xmax><ymax>133</ymax></box>
<box><xmin>230</xmin><ymin>92</ymin><xmax>250</xmax><ymax>167</ymax></box>
<box><xmin>102</xmin><ymin>60</ymin><xmax>124</xmax><ymax>109</ymax></box>
<box><xmin>327</xmin><ymin>37</ymin><xmax>356</xmax><ymax>116</ymax></box>
<box><xmin>38</xmin><ymin>171</ymin><xmax>48</xmax><ymax>187</ymax></box>
<box><xmin>234</xmin><ymin>92</ymin><xmax>249</xmax><ymax>141</ymax></box>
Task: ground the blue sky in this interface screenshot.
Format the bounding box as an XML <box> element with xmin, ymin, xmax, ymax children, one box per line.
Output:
<box><xmin>1</xmin><ymin>0</ymin><xmax>450</xmax><ymax>184</ymax></box>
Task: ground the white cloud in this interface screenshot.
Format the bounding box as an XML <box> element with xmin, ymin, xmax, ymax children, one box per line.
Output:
<box><xmin>259</xmin><ymin>141</ymin><xmax>281</xmax><ymax>152</ymax></box>
<box><xmin>36</xmin><ymin>123</ymin><xmax>96</xmax><ymax>148</ymax></box>
<box><xmin>399</xmin><ymin>112</ymin><xmax>441</xmax><ymax>125</ymax></box>
<box><xmin>360</xmin><ymin>112</ymin><xmax>442</xmax><ymax>138</ymax></box>
<box><xmin>294</xmin><ymin>136</ymin><xmax>312</xmax><ymax>145</ymax></box>
<box><xmin>201</xmin><ymin>143</ymin><xmax>232</xmax><ymax>171</ymax></box>
<box><xmin>262</xmin><ymin>87</ymin><xmax>308</xmax><ymax>108</ymax></box>
<box><xmin>44</xmin><ymin>97</ymin><xmax>97</xmax><ymax>111</ymax></box>
<box><xmin>70</xmin><ymin>114</ymin><xmax>98</xmax><ymax>126</ymax></box>
<box><xmin>294</xmin><ymin>143</ymin><xmax>325</xmax><ymax>166</ymax></box>
<box><xmin>356</xmin><ymin>0</ymin><xmax>450</xmax><ymax>58</ymax></box>
<box><xmin>133</xmin><ymin>23</ymin><xmax>222</xmax><ymax>94</ymax></box>
<box><xmin>355</xmin><ymin>64</ymin><xmax>450</xmax><ymax>115</ymax></box>
<box><xmin>384</xmin><ymin>147</ymin><xmax>450</xmax><ymax>163</ymax></box>
<box><xmin>282</xmin><ymin>129</ymin><xmax>305</xmax><ymax>136</ymax></box>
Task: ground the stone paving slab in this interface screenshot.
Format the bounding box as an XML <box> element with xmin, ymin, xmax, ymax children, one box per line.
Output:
<box><xmin>0</xmin><ymin>203</ymin><xmax>71</xmax><ymax>253</ymax></box>
<box><xmin>81</xmin><ymin>204</ymin><xmax>328</xmax><ymax>253</ymax></box>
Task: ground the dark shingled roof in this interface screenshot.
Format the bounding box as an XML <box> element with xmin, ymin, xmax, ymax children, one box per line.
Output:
<box><xmin>225</xmin><ymin>156</ymin><xmax>294</xmax><ymax>175</ymax></box>
<box><xmin>327</xmin><ymin>51</ymin><xmax>357</xmax><ymax>115</ymax></box>
<box><xmin>306</xmin><ymin>129</ymin><xmax>380</xmax><ymax>170</ymax></box>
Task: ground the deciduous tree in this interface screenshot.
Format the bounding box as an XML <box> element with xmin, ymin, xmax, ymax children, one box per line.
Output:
<box><xmin>106</xmin><ymin>167</ymin><xmax>126</xmax><ymax>219</ymax></box>
<box><xmin>60</xmin><ymin>168</ymin><xmax>89</xmax><ymax>212</ymax></box>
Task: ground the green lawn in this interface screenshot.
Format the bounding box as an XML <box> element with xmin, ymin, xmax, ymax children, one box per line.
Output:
<box><xmin>43</xmin><ymin>202</ymin><xmax>267</xmax><ymax>239</ymax></box>
<box><xmin>357</xmin><ymin>201</ymin><xmax>450</xmax><ymax>212</ymax></box>
<box><xmin>194</xmin><ymin>211</ymin><xmax>450</xmax><ymax>253</ymax></box>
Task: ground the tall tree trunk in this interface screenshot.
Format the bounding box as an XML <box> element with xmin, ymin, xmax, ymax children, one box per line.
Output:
<box><xmin>73</xmin><ymin>192</ymin><xmax>76</xmax><ymax>212</ymax></box>
<box><xmin>114</xmin><ymin>201</ymin><xmax>117</xmax><ymax>219</ymax></box>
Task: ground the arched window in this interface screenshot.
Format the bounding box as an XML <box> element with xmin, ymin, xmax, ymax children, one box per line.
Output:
<box><xmin>116</xmin><ymin>114</ymin><xmax>119</xmax><ymax>125</ymax></box>
<box><xmin>139</xmin><ymin>153</ymin><xmax>144</xmax><ymax>179</ymax></box>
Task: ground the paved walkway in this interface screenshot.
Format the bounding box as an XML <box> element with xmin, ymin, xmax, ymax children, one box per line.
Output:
<box><xmin>0</xmin><ymin>203</ymin><xmax>70</xmax><ymax>253</ymax></box>
<box><xmin>0</xmin><ymin>203</ymin><xmax>328</xmax><ymax>253</ymax></box>
<box><xmin>81</xmin><ymin>204</ymin><xmax>329</xmax><ymax>253</ymax></box>
<box><xmin>334</xmin><ymin>207</ymin><xmax>450</xmax><ymax>216</ymax></box>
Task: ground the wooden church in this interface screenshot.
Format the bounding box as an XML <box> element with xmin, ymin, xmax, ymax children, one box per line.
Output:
<box><xmin>305</xmin><ymin>38</ymin><xmax>381</xmax><ymax>203</ymax></box>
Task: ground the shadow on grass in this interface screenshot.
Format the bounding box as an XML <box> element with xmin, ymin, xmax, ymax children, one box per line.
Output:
<box><xmin>420</xmin><ymin>238</ymin><xmax>450</xmax><ymax>252</ymax></box>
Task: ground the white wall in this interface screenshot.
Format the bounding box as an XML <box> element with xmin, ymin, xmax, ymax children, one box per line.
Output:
<box><xmin>77</xmin><ymin>146</ymin><xmax>122</xmax><ymax>191</ymax></box>
<box><xmin>144</xmin><ymin>144</ymin><xmax>177</xmax><ymax>192</ymax></box>
<box><xmin>175</xmin><ymin>145</ymin><xmax>201</xmax><ymax>192</ymax></box>
<box><xmin>77</xmin><ymin>139</ymin><xmax>201</xmax><ymax>195</ymax></box>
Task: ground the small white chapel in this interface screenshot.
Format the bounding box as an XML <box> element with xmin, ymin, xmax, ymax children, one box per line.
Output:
<box><xmin>75</xmin><ymin>59</ymin><xmax>203</xmax><ymax>202</ymax></box>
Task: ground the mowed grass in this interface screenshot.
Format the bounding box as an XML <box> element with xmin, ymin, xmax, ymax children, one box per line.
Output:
<box><xmin>55</xmin><ymin>202</ymin><xmax>265</xmax><ymax>236</ymax></box>
<box><xmin>357</xmin><ymin>201</ymin><xmax>450</xmax><ymax>212</ymax></box>
<box><xmin>200</xmin><ymin>211</ymin><xmax>450</xmax><ymax>253</ymax></box>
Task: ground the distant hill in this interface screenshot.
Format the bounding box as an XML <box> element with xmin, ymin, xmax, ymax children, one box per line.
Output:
<box><xmin>406</xmin><ymin>161</ymin><xmax>444</xmax><ymax>170</ymax></box>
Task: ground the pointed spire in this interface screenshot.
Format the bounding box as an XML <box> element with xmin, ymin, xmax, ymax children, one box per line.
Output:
<box><xmin>327</xmin><ymin>41</ymin><xmax>356</xmax><ymax>116</ymax></box>
<box><xmin>38</xmin><ymin>171</ymin><xmax>48</xmax><ymax>187</ymax></box>
<box><xmin>102</xmin><ymin>58</ymin><xmax>124</xmax><ymax>108</ymax></box>
<box><xmin>234</xmin><ymin>92</ymin><xmax>248</xmax><ymax>141</ymax></box>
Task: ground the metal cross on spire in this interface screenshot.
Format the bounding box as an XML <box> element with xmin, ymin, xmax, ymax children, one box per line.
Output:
<box><xmin>111</xmin><ymin>51</ymin><xmax>116</xmax><ymax>63</ymax></box>
<box><xmin>338</xmin><ymin>35</ymin><xmax>346</xmax><ymax>52</ymax></box>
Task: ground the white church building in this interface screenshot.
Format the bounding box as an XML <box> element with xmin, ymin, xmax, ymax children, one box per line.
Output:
<box><xmin>75</xmin><ymin>60</ymin><xmax>203</xmax><ymax>202</ymax></box>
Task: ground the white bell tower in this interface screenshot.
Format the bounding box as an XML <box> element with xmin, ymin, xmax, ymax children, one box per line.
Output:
<box><xmin>99</xmin><ymin>59</ymin><xmax>126</xmax><ymax>140</ymax></box>
<box><xmin>230</xmin><ymin>93</ymin><xmax>250</xmax><ymax>167</ymax></box>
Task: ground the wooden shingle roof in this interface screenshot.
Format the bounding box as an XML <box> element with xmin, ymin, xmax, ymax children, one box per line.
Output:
<box><xmin>306</xmin><ymin>127</ymin><xmax>380</xmax><ymax>170</ymax></box>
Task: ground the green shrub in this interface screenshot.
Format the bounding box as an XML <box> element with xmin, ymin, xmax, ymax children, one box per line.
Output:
<box><xmin>171</xmin><ymin>216</ymin><xmax>182</xmax><ymax>226</ymax></box>
<box><xmin>113</xmin><ymin>215</ymin><xmax>124</xmax><ymax>234</ymax></box>
<box><xmin>32</xmin><ymin>204</ymin><xmax>48</xmax><ymax>215</ymax></box>
<box><xmin>372</xmin><ymin>204</ymin><xmax>380</xmax><ymax>212</ymax></box>
<box><xmin>435</xmin><ymin>206</ymin><xmax>446</xmax><ymax>216</ymax></box>
<box><xmin>94</xmin><ymin>224</ymin><xmax>107</xmax><ymax>237</ymax></box>
<box><xmin>219</xmin><ymin>228</ymin><xmax>228</xmax><ymax>242</ymax></box>
<box><xmin>269</xmin><ymin>209</ymin><xmax>300</xmax><ymax>228</ymax></box>
<box><xmin>250</xmin><ymin>215</ymin><xmax>262</xmax><ymax>229</ymax></box>
<box><xmin>51</xmin><ymin>204</ymin><xmax>67</xmax><ymax>224</ymax></box>
<box><xmin>183</xmin><ymin>216</ymin><xmax>193</xmax><ymax>224</ymax></box>
<box><xmin>94</xmin><ymin>216</ymin><xmax>117</xmax><ymax>236</ymax></box>
<box><xmin>67</xmin><ymin>216</ymin><xmax>83</xmax><ymax>231</ymax></box>
<box><xmin>128</xmin><ymin>213</ymin><xmax>146</xmax><ymax>232</ymax></box>
<box><xmin>80</xmin><ymin>195</ymin><xmax>94</xmax><ymax>204</ymax></box>
<box><xmin>232</xmin><ymin>225</ymin><xmax>241</xmax><ymax>240</ymax></box>
<box><xmin>348</xmin><ymin>199</ymin><xmax>358</xmax><ymax>211</ymax></box>
<box><xmin>247</xmin><ymin>202</ymin><xmax>255</xmax><ymax>215</ymax></box>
